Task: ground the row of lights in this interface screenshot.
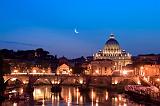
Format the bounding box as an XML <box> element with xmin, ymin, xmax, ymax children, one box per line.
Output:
<box><xmin>12</xmin><ymin>69</ymin><xmax>49</xmax><ymax>74</ymax></box>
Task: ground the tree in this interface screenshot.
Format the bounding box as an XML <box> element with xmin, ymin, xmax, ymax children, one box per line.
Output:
<box><xmin>72</xmin><ymin>64</ymin><xmax>85</xmax><ymax>74</ymax></box>
<box><xmin>35</xmin><ymin>48</ymin><xmax>49</xmax><ymax>58</ymax></box>
<box><xmin>0</xmin><ymin>57</ymin><xmax>6</xmax><ymax>98</ymax></box>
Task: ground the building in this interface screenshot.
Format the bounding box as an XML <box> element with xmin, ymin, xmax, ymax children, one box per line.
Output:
<box><xmin>82</xmin><ymin>62</ymin><xmax>92</xmax><ymax>75</ymax></box>
<box><xmin>11</xmin><ymin>66</ymin><xmax>52</xmax><ymax>74</ymax></box>
<box><xmin>139</xmin><ymin>65</ymin><xmax>160</xmax><ymax>76</ymax></box>
<box><xmin>91</xmin><ymin>59</ymin><xmax>114</xmax><ymax>76</ymax></box>
<box><xmin>69</xmin><ymin>56</ymin><xmax>86</xmax><ymax>68</ymax></box>
<box><xmin>94</xmin><ymin>33</ymin><xmax>132</xmax><ymax>70</ymax></box>
<box><xmin>56</xmin><ymin>64</ymin><xmax>72</xmax><ymax>75</ymax></box>
<box><xmin>133</xmin><ymin>54</ymin><xmax>160</xmax><ymax>65</ymax></box>
<box><xmin>131</xmin><ymin>54</ymin><xmax>160</xmax><ymax>76</ymax></box>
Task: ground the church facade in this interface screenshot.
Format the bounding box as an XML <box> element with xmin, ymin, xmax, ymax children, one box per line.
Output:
<box><xmin>94</xmin><ymin>34</ymin><xmax>132</xmax><ymax>71</ymax></box>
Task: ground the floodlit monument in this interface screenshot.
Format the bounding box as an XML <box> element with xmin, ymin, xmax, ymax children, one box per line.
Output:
<box><xmin>94</xmin><ymin>33</ymin><xmax>132</xmax><ymax>70</ymax></box>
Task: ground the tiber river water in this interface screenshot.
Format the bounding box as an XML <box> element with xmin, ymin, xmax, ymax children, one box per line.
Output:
<box><xmin>1</xmin><ymin>86</ymin><xmax>146</xmax><ymax>106</ymax></box>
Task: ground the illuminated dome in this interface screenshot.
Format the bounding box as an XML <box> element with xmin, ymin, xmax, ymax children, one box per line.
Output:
<box><xmin>104</xmin><ymin>34</ymin><xmax>121</xmax><ymax>53</ymax></box>
<box><xmin>94</xmin><ymin>33</ymin><xmax>132</xmax><ymax>70</ymax></box>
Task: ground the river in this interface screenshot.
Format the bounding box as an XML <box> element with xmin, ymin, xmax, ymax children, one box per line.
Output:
<box><xmin>1</xmin><ymin>86</ymin><xmax>145</xmax><ymax>106</ymax></box>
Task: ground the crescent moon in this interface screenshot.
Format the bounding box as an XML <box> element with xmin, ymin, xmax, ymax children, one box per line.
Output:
<box><xmin>74</xmin><ymin>28</ymin><xmax>79</xmax><ymax>34</ymax></box>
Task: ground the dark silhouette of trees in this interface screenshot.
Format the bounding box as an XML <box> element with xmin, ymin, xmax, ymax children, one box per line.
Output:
<box><xmin>51</xmin><ymin>55</ymin><xmax>59</xmax><ymax>73</ymax></box>
<box><xmin>72</xmin><ymin>65</ymin><xmax>85</xmax><ymax>74</ymax></box>
<box><xmin>0</xmin><ymin>57</ymin><xmax>9</xmax><ymax>99</ymax></box>
<box><xmin>0</xmin><ymin>57</ymin><xmax>11</xmax><ymax>75</ymax></box>
<box><xmin>16</xmin><ymin>50</ymin><xmax>35</xmax><ymax>60</ymax></box>
<box><xmin>35</xmin><ymin>48</ymin><xmax>49</xmax><ymax>59</ymax></box>
<box><xmin>0</xmin><ymin>48</ymin><xmax>59</xmax><ymax>73</ymax></box>
<box><xmin>70</xmin><ymin>56</ymin><xmax>86</xmax><ymax>74</ymax></box>
<box><xmin>0</xmin><ymin>49</ymin><xmax>14</xmax><ymax>59</ymax></box>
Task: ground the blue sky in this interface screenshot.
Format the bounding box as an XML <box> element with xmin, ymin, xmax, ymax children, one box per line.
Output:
<box><xmin>0</xmin><ymin>0</ymin><xmax>160</xmax><ymax>58</ymax></box>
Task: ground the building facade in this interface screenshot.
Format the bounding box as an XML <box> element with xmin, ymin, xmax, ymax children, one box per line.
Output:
<box><xmin>56</xmin><ymin>64</ymin><xmax>72</xmax><ymax>75</ymax></box>
<box><xmin>91</xmin><ymin>59</ymin><xmax>114</xmax><ymax>76</ymax></box>
<box><xmin>139</xmin><ymin>65</ymin><xmax>160</xmax><ymax>76</ymax></box>
<box><xmin>94</xmin><ymin>34</ymin><xmax>132</xmax><ymax>70</ymax></box>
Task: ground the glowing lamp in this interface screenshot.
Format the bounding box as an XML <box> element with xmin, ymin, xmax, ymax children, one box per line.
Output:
<box><xmin>33</xmin><ymin>70</ymin><xmax>37</xmax><ymax>73</ymax></box>
<box><xmin>13</xmin><ymin>70</ymin><xmax>18</xmax><ymax>73</ymax></box>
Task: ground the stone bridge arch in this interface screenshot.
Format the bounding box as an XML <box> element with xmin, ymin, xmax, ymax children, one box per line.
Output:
<box><xmin>112</xmin><ymin>76</ymin><xmax>140</xmax><ymax>85</ymax></box>
<box><xmin>50</xmin><ymin>76</ymin><xmax>84</xmax><ymax>85</ymax></box>
<box><xmin>33</xmin><ymin>77</ymin><xmax>52</xmax><ymax>85</ymax></box>
<box><xmin>3</xmin><ymin>75</ymin><xmax>29</xmax><ymax>85</ymax></box>
<box><xmin>4</xmin><ymin>78</ymin><xmax>24</xmax><ymax>85</ymax></box>
<box><xmin>119</xmin><ymin>78</ymin><xmax>138</xmax><ymax>85</ymax></box>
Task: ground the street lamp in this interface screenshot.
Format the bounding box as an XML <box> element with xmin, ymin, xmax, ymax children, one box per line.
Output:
<box><xmin>79</xmin><ymin>79</ymin><xmax>83</xmax><ymax>84</ymax></box>
<box><xmin>11</xmin><ymin>78</ymin><xmax>17</xmax><ymax>81</ymax></box>
<box><xmin>156</xmin><ymin>78</ymin><xmax>160</xmax><ymax>82</ymax></box>
<box><xmin>33</xmin><ymin>69</ymin><xmax>37</xmax><ymax>73</ymax></box>
<box><xmin>122</xmin><ymin>70</ymin><xmax>128</xmax><ymax>76</ymax></box>
<box><xmin>42</xmin><ymin>70</ymin><xmax>45</xmax><ymax>73</ymax></box>
<box><xmin>95</xmin><ymin>70</ymin><xmax>99</xmax><ymax>76</ymax></box>
<box><xmin>13</xmin><ymin>69</ymin><xmax>18</xmax><ymax>73</ymax></box>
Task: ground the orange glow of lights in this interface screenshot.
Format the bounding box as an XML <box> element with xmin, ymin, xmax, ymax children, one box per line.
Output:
<box><xmin>13</xmin><ymin>103</ymin><xmax>18</xmax><ymax>106</ymax></box>
<box><xmin>11</xmin><ymin>78</ymin><xmax>17</xmax><ymax>81</ymax></box>
<box><xmin>106</xmin><ymin>92</ymin><xmax>108</xmax><ymax>100</ymax></box>
<box><xmin>137</xmin><ymin>80</ymin><xmax>141</xmax><ymax>85</ymax></box>
<box><xmin>32</xmin><ymin>70</ymin><xmax>37</xmax><ymax>73</ymax></box>
<box><xmin>156</xmin><ymin>78</ymin><xmax>160</xmax><ymax>82</ymax></box>
<box><xmin>79</xmin><ymin>79</ymin><xmax>83</xmax><ymax>84</ymax></box>
<box><xmin>42</xmin><ymin>70</ymin><xmax>45</xmax><ymax>73</ymax></box>
<box><xmin>122</xmin><ymin>70</ymin><xmax>128</xmax><ymax>75</ymax></box>
<box><xmin>115</xmin><ymin>97</ymin><xmax>118</xmax><ymax>102</ymax></box>
<box><xmin>113</xmin><ymin>80</ymin><xmax>118</xmax><ymax>84</ymax></box>
<box><xmin>13</xmin><ymin>69</ymin><xmax>18</xmax><ymax>73</ymax></box>
<box><xmin>96</xmin><ymin>70</ymin><xmax>99</xmax><ymax>74</ymax></box>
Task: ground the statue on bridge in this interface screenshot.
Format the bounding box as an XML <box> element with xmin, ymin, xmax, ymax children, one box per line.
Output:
<box><xmin>23</xmin><ymin>76</ymin><xmax>35</xmax><ymax>94</ymax></box>
<box><xmin>50</xmin><ymin>77</ymin><xmax>63</xmax><ymax>93</ymax></box>
<box><xmin>78</xmin><ymin>75</ymin><xmax>91</xmax><ymax>93</ymax></box>
<box><xmin>51</xmin><ymin>84</ymin><xmax>62</xmax><ymax>93</ymax></box>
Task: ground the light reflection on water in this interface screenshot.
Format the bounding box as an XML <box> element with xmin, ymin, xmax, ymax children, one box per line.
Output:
<box><xmin>1</xmin><ymin>86</ymin><xmax>144</xmax><ymax>106</ymax></box>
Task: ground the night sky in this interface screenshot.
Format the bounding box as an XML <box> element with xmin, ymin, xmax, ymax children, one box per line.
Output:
<box><xmin>0</xmin><ymin>0</ymin><xmax>160</xmax><ymax>58</ymax></box>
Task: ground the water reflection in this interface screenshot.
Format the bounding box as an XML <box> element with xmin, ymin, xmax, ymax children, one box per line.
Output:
<box><xmin>1</xmin><ymin>86</ymin><xmax>145</xmax><ymax>106</ymax></box>
<box><xmin>13</xmin><ymin>103</ymin><xmax>17</xmax><ymax>106</ymax></box>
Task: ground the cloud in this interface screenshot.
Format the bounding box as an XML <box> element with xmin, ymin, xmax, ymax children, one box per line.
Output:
<box><xmin>0</xmin><ymin>40</ymin><xmax>41</xmax><ymax>47</ymax></box>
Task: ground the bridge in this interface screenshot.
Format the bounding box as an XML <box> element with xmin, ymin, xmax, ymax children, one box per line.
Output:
<box><xmin>112</xmin><ymin>76</ymin><xmax>141</xmax><ymax>85</ymax></box>
<box><xmin>4</xmin><ymin>73</ymin><xmax>84</xmax><ymax>86</ymax></box>
<box><xmin>3</xmin><ymin>73</ymin><xmax>145</xmax><ymax>87</ymax></box>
